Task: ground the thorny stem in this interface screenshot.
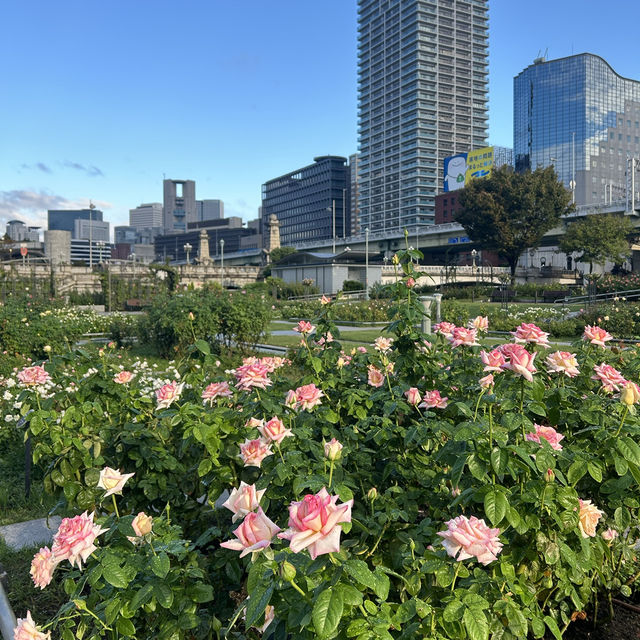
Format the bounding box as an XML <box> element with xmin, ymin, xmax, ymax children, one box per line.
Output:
<box><xmin>450</xmin><ymin>562</ymin><xmax>462</xmax><ymax>592</ymax></box>
<box><xmin>474</xmin><ymin>389</ymin><xmax>486</xmax><ymax>422</ymax></box>
<box><xmin>328</xmin><ymin>460</ymin><xmax>335</xmax><ymax>489</ymax></box>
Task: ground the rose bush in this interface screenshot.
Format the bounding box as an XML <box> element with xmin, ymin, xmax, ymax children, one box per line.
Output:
<box><xmin>4</xmin><ymin>243</ymin><xmax>640</xmax><ymax>638</ymax></box>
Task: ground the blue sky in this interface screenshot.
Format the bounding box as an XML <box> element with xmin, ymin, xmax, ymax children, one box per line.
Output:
<box><xmin>1</xmin><ymin>1</ymin><xmax>639</xmax><ymax>233</ymax></box>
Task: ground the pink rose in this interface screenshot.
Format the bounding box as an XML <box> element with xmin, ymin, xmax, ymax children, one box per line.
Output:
<box><xmin>324</xmin><ymin>438</ymin><xmax>343</xmax><ymax>461</ymax></box>
<box><xmin>113</xmin><ymin>371</ymin><xmax>134</xmax><ymax>384</ymax></box>
<box><xmin>500</xmin><ymin>344</ymin><xmax>537</xmax><ymax>382</ymax></box>
<box><xmin>259</xmin><ymin>356</ymin><xmax>289</xmax><ymax>372</ymax></box>
<box><xmin>405</xmin><ymin>387</ymin><xmax>422</xmax><ymax>406</ymax></box>
<box><xmin>448</xmin><ymin>327</ymin><xmax>479</xmax><ymax>348</ymax></box>
<box><xmin>201</xmin><ymin>381</ymin><xmax>233</xmax><ymax>404</ymax></box>
<box><xmin>17</xmin><ymin>365</ymin><xmax>50</xmax><ymax>387</ymax></box>
<box><xmin>592</xmin><ymin>363</ymin><xmax>626</xmax><ymax>393</ymax></box>
<box><xmin>234</xmin><ymin>362</ymin><xmax>272</xmax><ymax>391</ymax></box>
<box><xmin>239</xmin><ymin>438</ymin><xmax>273</xmax><ymax>468</ymax></box>
<box><xmin>284</xmin><ymin>389</ymin><xmax>297</xmax><ymax>409</ymax></box>
<box><xmin>583</xmin><ymin>325</ymin><xmax>613</xmax><ymax>347</ymax></box>
<box><xmin>258</xmin><ymin>416</ymin><xmax>293</xmax><ymax>445</ymax></box>
<box><xmin>220</xmin><ymin>507</ymin><xmax>281</xmax><ymax>557</ymax></box>
<box><xmin>545</xmin><ymin>351</ymin><xmax>579</xmax><ymax>377</ymax></box>
<box><xmin>97</xmin><ymin>467</ymin><xmax>134</xmax><ymax>497</ymax></box>
<box><xmin>480</xmin><ymin>349</ymin><xmax>506</xmax><ymax>372</ymax></box>
<box><xmin>367</xmin><ymin>365</ymin><xmax>385</xmax><ymax>388</ymax></box>
<box><xmin>52</xmin><ymin>511</ymin><xmax>108</xmax><ymax>568</ymax></box>
<box><xmin>602</xmin><ymin>528</ymin><xmax>618</xmax><ymax>541</ymax></box>
<box><xmin>419</xmin><ymin>390</ymin><xmax>448</xmax><ymax>409</ymax></box>
<box><xmin>131</xmin><ymin>512</ymin><xmax>153</xmax><ymax>537</ymax></box>
<box><xmin>30</xmin><ymin>547</ymin><xmax>58</xmax><ymax>589</ymax></box>
<box><xmin>13</xmin><ymin>612</ymin><xmax>50</xmax><ymax>640</ymax></box>
<box><xmin>320</xmin><ymin>295</ymin><xmax>331</xmax><ymax>305</ymax></box>
<box><xmin>468</xmin><ymin>315</ymin><xmax>489</xmax><ymax>332</ymax></box>
<box><xmin>406</xmin><ymin>277</ymin><xmax>416</xmax><ymax>288</ymax></box>
<box><xmin>511</xmin><ymin>322</ymin><xmax>550</xmax><ymax>347</ymax></box>
<box><xmin>525</xmin><ymin>424</ymin><xmax>564</xmax><ymax>451</ymax></box>
<box><xmin>578</xmin><ymin>499</ymin><xmax>603</xmax><ymax>538</ymax></box>
<box><xmin>293</xmin><ymin>320</ymin><xmax>315</xmax><ymax>334</ymax></box>
<box><xmin>374</xmin><ymin>337</ymin><xmax>394</xmax><ymax>352</ymax></box>
<box><xmin>437</xmin><ymin>515</ymin><xmax>502</xmax><ymax>565</ymax></box>
<box><xmin>278</xmin><ymin>487</ymin><xmax>353</xmax><ymax>559</ymax></box>
<box><xmin>433</xmin><ymin>321</ymin><xmax>456</xmax><ymax>339</ymax></box>
<box><xmin>155</xmin><ymin>381</ymin><xmax>184</xmax><ymax>409</ymax></box>
<box><xmin>294</xmin><ymin>384</ymin><xmax>324</xmax><ymax>411</ymax></box>
<box><xmin>479</xmin><ymin>374</ymin><xmax>494</xmax><ymax>389</ymax></box>
<box><xmin>245</xmin><ymin>417</ymin><xmax>265</xmax><ymax>429</ymax></box>
<box><xmin>222</xmin><ymin>482</ymin><xmax>266</xmax><ymax>522</ymax></box>
<box><xmin>357</xmin><ymin>346</ymin><xmax>367</xmax><ymax>353</ymax></box>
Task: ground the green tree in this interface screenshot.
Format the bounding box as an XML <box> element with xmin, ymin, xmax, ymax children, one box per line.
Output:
<box><xmin>456</xmin><ymin>165</ymin><xmax>574</xmax><ymax>281</ymax></box>
<box><xmin>269</xmin><ymin>246</ymin><xmax>296</xmax><ymax>264</ymax></box>
<box><xmin>559</xmin><ymin>212</ymin><xmax>634</xmax><ymax>273</ymax></box>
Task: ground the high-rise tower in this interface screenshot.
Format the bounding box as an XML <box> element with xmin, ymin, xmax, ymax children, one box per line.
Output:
<box><xmin>357</xmin><ymin>0</ymin><xmax>489</xmax><ymax>233</ymax></box>
<box><xmin>514</xmin><ymin>54</ymin><xmax>640</xmax><ymax>207</ymax></box>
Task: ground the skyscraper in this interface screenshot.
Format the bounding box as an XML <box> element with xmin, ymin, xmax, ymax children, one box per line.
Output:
<box><xmin>163</xmin><ymin>179</ymin><xmax>196</xmax><ymax>234</ymax></box>
<box><xmin>357</xmin><ymin>0</ymin><xmax>489</xmax><ymax>233</ymax></box>
<box><xmin>514</xmin><ymin>54</ymin><xmax>640</xmax><ymax>207</ymax></box>
<box><xmin>261</xmin><ymin>156</ymin><xmax>350</xmax><ymax>247</ymax></box>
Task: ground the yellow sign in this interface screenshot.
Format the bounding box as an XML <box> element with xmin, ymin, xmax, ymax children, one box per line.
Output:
<box><xmin>465</xmin><ymin>146</ymin><xmax>494</xmax><ymax>182</ymax></box>
<box><xmin>443</xmin><ymin>146</ymin><xmax>495</xmax><ymax>192</ymax></box>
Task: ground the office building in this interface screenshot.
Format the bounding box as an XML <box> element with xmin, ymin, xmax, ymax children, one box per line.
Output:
<box><xmin>514</xmin><ymin>53</ymin><xmax>640</xmax><ymax>206</ymax></box>
<box><xmin>48</xmin><ymin>209</ymin><xmax>103</xmax><ymax>235</ymax></box>
<box><xmin>74</xmin><ymin>219</ymin><xmax>109</xmax><ymax>243</ymax></box>
<box><xmin>130</xmin><ymin>203</ymin><xmax>163</xmax><ymax>231</ymax></box>
<box><xmin>115</xmin><ymin>226</ymin><xmax>139</xmax><ymax>244</ymax></box>
<box><xmin>6</xmin><ymin>220</ymin><xmax>40</xmax><ymax>243</ymax></box>
<box><xmin>163</xmin><ymin>179</ymin><xmax>196</xmax><ymax>234</ymax></box>
<box><xmin>261</xmin><ymin>156</ymin><xmax>350</xmax><ymax>247</ymax></box>
<box><xmin>357</xmin><ymin>0</ymin><xmax>489</xmax><ymax>232</ymax></box>
<box><xmin>197</xmin><ymin>199</ymin><xmax>224</xmax><ymax>222</ymax></box>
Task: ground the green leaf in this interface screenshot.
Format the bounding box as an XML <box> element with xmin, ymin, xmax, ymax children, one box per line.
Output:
<box><xmin>313</xmin><ymin>588</ymin><xmax>344</xmax><ymax>638</ymax></box>
<box><xmin>336</xmin><ymin>583</ymin><xmax>363</xmax><ymax>606</ymax></box>
<box><xmin>567</xmin><ymin>460</ymin><xmax>587</xmax><ymax>486</ymax></box>
<box><xmin>116</xmin><ymin>618</ymin><xmax>136</xmax><ymax>637</ymax></box>
<box><xmin>617</xmin><ymin>438</ymin><xmax>640</xmax><ymax>466</ymax></box>
<box><xmin>345</xmin><ymin>558</ymin><xmax>378</xmax><ymax>594</ymax></box>
<box><xmin>187</xmin><ymin>583</ymin><xmax>214</xmax><ymax>603</ymax></box>
<box><xmin>130</xmin><ymin>583</ymin><xmax>154</xmax><ymax>610</ymax></box>
<box><xmin>150</xmin><ymin>552</ymin><xmax>170</xmax><ymax>578</ymax></box>
<box><xmin>484</xmin><ymin>489</ymin><xmax>508</xmax><ymax>525</ymax></box>
<box><xmin>544</xmin><ymin>615</ymin><xmax>563</xmax><ymax>640</ymax></box>
<box><xmin>102</xmin><ymin>562</ymin><xmax>131</xmax><ymax>589</ymax></box>
<box><xmin>463</xmin><ymin>607</ymin><xmax>489</xmax><ymax>640</ymax></box>
<box><xmin>195</xmin><ymin>339</ymin><xmax>210</xmax><ymax>355</ymax></box>
<box><xmin>443</xmin><ymin>599</ymin><xmax>465</xmax><ymax>622</ymax></box>
<box><xmin>587</xmin><ymin>462</ymin><xmax>602</xmax><ymax>483</ymax></box>
<box><xmin>505</xmin><ymin>602</ymin><xmax>528</xmax><ymax>637</ymax></box>
<box><xmin>245</xmin><ymin>581</ymin><xmax>274</xmax><ymax>628</ymax></box>
<box><xmin>154</xmin><ymin>582</ymin><xmax>174</xmax><ymax>608</ymax></box>
<box><xmin>198</xmin><ymin>458</ymin><xmax>212</xmax><ymax>476</ymax></box>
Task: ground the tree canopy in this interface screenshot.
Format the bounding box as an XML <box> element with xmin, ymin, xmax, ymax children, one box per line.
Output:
<box><xmin>269</xmin><ymin>246</ymin><xmax>296</xmax><ymax>264</ymax></box>
<box><xmin>559</xmin><ymin>213</ymin><xmax>634</xmax><ymax>273</ymax></box>
<box><xmin>456</xmin><ymin>165</ymin><xmax>574</xmax><ymax>279</ymax></box>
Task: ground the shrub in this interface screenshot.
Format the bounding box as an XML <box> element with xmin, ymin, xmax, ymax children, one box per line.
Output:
<box><xmin>342</xmin><ymin>279</ymin><xmax>365</xmax><ymax>292</ymax></box>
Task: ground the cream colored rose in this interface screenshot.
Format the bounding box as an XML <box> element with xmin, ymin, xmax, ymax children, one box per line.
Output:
<box><xmin>578</xmin><ymin>499</ymin><xmax>603</xmax><ymax>538</ymax></box>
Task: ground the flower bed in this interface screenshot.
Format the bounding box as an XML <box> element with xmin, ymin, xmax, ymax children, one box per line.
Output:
<box><xmin>4</xmin><ymin>249</ymin><xmax>640</xmax><ymax>639</ymax></box>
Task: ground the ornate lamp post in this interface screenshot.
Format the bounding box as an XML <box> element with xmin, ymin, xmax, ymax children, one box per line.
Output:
<box><xmin>220</xmin><ymin>239</ymin><xmax>225</xmax><ymax>288</ymax></box>
<box><xmin>183</xmin><ymin>242</ymin><xmax>192</xmax><ymax>264</ymax></box>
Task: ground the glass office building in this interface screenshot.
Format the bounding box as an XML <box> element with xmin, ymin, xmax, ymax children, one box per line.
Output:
<box><xmin>261</xmin><ymin>156</ymin><xmax>350</xmax><ymax>247</ymax></box>
<box><xmin>357</xmin><ymin>0</ymin><xmax>489</xmax><ymax>233</ymax></box>
<box><xmin>514</xmin><ymin>53</ymin><xmax>640</xmax><ymax>206</ymax></box>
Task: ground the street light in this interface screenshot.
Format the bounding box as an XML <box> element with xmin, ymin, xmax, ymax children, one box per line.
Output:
<box><xmin>342</xmin><ymin>188</ymin><xmax>346</xmax><ymax>239</ymax></box>
<box><xmin>365</xmin><ymin>228</ymin><xmax>369</xmax><ymax>300</ymax></box>
<box><xmin>96</xmin><ymin>241</ymin><xmax>105</xmax><ymax>264</ymax></box>
<box><xmin>183</xmin><ymin>242</ymin><xmax>192</xmax><ymax>264</ymax></box>
<box><xmin>471</xmin><ymin>248</ymin><xmax>478</xmax><ymax>286</ymax></box>
<box><xmin>220</xmin><ymin>239</ymin><xmax>225</xmax><ymax>288</ymax></box>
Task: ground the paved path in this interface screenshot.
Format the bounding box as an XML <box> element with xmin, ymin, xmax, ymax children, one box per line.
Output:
<box><xmin>0</xmin><ymin>517</ymin><xmax>61</xmax><ymax>551</ymax></box>
<box><xmin>270</xmin><ymin>321</ymin><xmax>384</xmax><ymax>336</ymax></box>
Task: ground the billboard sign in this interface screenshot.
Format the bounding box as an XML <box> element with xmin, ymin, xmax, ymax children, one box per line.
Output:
<box><xmin>443</xmin><ymin>146</ymin><xmax>494</xmax><ymax>192</ymax></box>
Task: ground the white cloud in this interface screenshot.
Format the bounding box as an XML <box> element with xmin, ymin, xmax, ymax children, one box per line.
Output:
<box><xmin>0</xmin><ymin>190</ymin><xmax>112</xmax><ymax>228</ymax></box>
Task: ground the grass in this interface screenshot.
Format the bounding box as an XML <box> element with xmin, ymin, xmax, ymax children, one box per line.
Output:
<box><xmin>0</xmin><ymin>436</ymin><xmax>57</xmax><ymax>527</ymax></box>
<box><xmin>0</xmin><ymin>540</ymin><xmax>67</xmax><ymax>620</ymax></box>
